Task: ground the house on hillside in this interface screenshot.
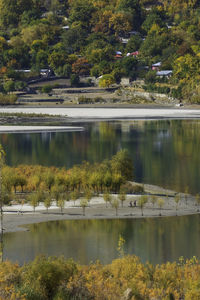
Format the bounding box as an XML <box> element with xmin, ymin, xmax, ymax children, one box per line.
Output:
<box><xmin>119</xmin><ymin>31</ymin><xmax>141</xmax><ymax>44</ymax></box>
<box><xmin>40</xmin><ymin>69</ymin><xmax>53</xmax><ymax>77</ymax></box>
<box><xmin>152</xmin><ymin>62</ymin><xmax>161</xmax><ymax>71</ymax></box>
<box><xmin>115</xmin><ymin>51</ymin><xmax>123</xmax><ymax>59</ymax></box>
<box><xmin>16</xmin><ymin>69</ymin><xmax>53</xmax><ymax>77</ymax></box>
<box><xmin>156</xmin><ymin>70</ymin><xmax>173</xmax><ymax>79</ymax></box>
<box><xmin>16</xmin><ymin>69</ymin><xmax>31</xmax><ymax>74</ymax></box>
<box><xmin>127</xmin><ymin>51</ymin><xmax>139</xmax><ymax>58</ymax></box>
<box><xmin>62</xmin><ymin>25</ymin><xmax>69</xmax><ymax>30</ymax></box>
<box><xmin>119</xmin><ymin>37</ymin><xmax>130</xmax><ymax>44</ymax></box>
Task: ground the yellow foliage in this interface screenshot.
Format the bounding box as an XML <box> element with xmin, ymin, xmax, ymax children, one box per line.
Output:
<box><xmin>1</xmin><ymin>255</ymin><xmax>200</xmax><ymax>299</ymax></box>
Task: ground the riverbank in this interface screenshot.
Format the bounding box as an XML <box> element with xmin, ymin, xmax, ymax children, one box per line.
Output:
<box><xmin>3</xmin><ymin>184</ymin><xmax>199</xmax><ymax>233</ymax></box>
<box><xmin>1</xmin><ymin>107</ymin><xmax>200</xmax><ymax>121</ymax></box>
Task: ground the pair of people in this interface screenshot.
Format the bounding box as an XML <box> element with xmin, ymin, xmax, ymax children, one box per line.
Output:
<box><xmin>129</xmin><ymin>200</ymin><xmax>137</xmax><ymax>207</ymax></box>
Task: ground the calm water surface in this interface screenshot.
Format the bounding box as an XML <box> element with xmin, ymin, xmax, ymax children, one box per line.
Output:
<box><xmin>4</xmin><ymin>215</ymin><xmax>200</xmax><ymax>265</ymax></box>
<box><xmin>2</xmin><ymin>119</ymin><xmax>200</xmax><ymax>264</ymax></box>
<box><xmin>1</xmin><ymin>119</ymin><xmax>200</xmax><ymax>194</ymax></box>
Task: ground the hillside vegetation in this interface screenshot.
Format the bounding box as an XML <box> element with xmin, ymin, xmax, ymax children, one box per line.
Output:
<box><xmin>0</xmin><ymin>0</ymin><xmax>199</xmax><ymax>102</ymax></box>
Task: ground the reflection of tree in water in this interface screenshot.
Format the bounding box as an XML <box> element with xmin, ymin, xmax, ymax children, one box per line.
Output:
<box><xmin>31</xmin><ymin>219</ymin><xmax>127</xmax><ymax>236</ymax></box>
<box><xmin>134</xmin><ymin>120</ymin><xmax>200</xmax><ymax>194</ymax></box>
<box><xmin>3</xmin><ymin>215</ymin><xmax>200</xmax><ymax>265</ymax></box>
<box><xmin>99</xmin><ymin>122</ymin><xmax>117</xmax><ymax>140</ymax></box>
<box><xmin>1</xmin><ymin>120</ymin><xmax>200</xmax><ymax>193</ymax></box>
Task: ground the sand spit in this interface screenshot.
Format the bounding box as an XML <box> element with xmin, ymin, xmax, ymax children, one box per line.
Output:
<box><xmin>3</xmin><ymin>192</ymin><xmax>199</xmax><ymax>233</ymax></box>
<box><xmin>0</xmin><ymin>125</ymin><xmax>84</xmax><ymax>133</ymax></box>
<box><xmin>1</xmin><ymin>107</ymin><xmax>200</xmax><ymax>120</ymax></box>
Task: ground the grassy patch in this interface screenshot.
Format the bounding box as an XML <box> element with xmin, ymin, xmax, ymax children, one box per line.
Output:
<box><xmin>0</xmin><ymin>94</ymin><xmax>18</xmax><ymax>105</ymax></box>
<box><xmin>0</xmin><ymin>112</ymin><xmax>61</xmax><ymax>118</ymax></box>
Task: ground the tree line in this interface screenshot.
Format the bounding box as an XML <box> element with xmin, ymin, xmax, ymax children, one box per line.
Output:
<box><xmin>2</xmin><ymin>149</ymin><xmax>133</xmax><ymax>205</ymax></box>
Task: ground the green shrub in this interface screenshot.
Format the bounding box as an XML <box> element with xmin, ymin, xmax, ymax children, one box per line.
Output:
<box><xmin>144</xmin><ymin>84</ymin><xmax>171</xmax><ymax>95</ymax></box>
<box><xmin>70</xmin><ymin>74</ymin><xmax>80</xmax><ymax>87</ymax></box>
<box><xmin>87</xmin><ymin>78</ymin><xmax>93</xmax><ymax>86</ymax></box>
<box><xmin>99</xmin><ymin>74</ymin><xmax>115</xmax><ymax>88</ymax></box>
<box><xmin>189</xmin><ymin>95</ymin><xmax>200</xmax><ymax>104</ymax></box>
<box><xmin>93</xmin><ymin>96</ymin><xmax>103</xmax><ymax>103</ymax></box>
<box><xmin>3</xmin><ymin>80</ymin><xmax>15</xmax><ymax>93</ymax></box>
<box><xmin>56</xmin><ymin>64</ymin><xmax>72</xmax><ymax>78</ymax></box>
<box><xmin>78</xmin><ymin>96</ymin><xmax>92</xmax><ymax>104</ymax></box>
<box><xmin>133</xmin><ymin>184</ymin><xmax>144</xmax><ymax>194</ymax></box>
<box><xmin>120</xmin><ymin>182</ymin><xmax>144</xmax><ymax>194</ymax></box>
<box><xmin>171</xmin><ymin>87</ymin><xmax>182</xmax><ymax>99</ymax></box>
<box><xmin>157</xmin><ymin>86</ymin><xmax>170</xmax><ymax>94</ymax></box>
<box><xmin>145</xmin><ymin>70</ymin><xmax>157</xmax><ymax>84</ymax></box>
<box><xmin>20</xmin><ymin>255</ymin><xmax>77</xmax><ymax>300</ymax></box>
<box><xmin>41</xmin><ymin>85</ymin><xmax>53</xmax><ymax>94</ymax></box>
<box><xmin>14</xmin><ymin>81</ymin><xmax>27</xmax><ymax>91</ymax></box>
<box><xmin>78</xmin><ymin>96</ymin><xmax>104</xmax><ymax>104</ymax></box>
<box><xmin>0</xmin><ymin>94</ymin><xmax>17</xmax><ymax>105</ymax></box>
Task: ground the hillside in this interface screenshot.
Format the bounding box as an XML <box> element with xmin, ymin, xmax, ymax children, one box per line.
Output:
<box><xmin>0</xmin><ymin>0</ymin><xmax>199</xmax><ymax>103</ymax></box>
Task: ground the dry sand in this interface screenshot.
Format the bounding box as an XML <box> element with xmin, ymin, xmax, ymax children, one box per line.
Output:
<box><xmin>1</xmin><ymin>107</ymin><xmax>200</xmax><ymax>120</ymax></box>
<box><xmin>0</xmin><ymin>125</ymin><xmax>84</xmax><ymax>133</ymax></box>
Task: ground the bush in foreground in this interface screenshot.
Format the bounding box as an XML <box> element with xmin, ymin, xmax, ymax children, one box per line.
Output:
<box><xmin>1</xmin><ymin>255</ymin><xmax>200</xmax><ymax>300</ymax></box>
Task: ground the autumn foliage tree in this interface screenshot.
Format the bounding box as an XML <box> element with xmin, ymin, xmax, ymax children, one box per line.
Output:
<box><xmin>1</xmin><ymin>254</ymin><xmax>200</xmax><ymax>299</ymax></box>
<box><xmin>99</xmin><ymin>74</ymin><xmax>115</xmax><ymax>88</ymax></box>
<box><xmin>72</xmin><ymin>58</ymin><xmax>90</xmax><ymax>75</ymax></box>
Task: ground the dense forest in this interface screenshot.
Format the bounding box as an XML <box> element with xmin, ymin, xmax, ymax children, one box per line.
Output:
<box><xmin>0</xmin><ymin>0</ymin><xmax>199</xmax><ymax>101</ymax></box>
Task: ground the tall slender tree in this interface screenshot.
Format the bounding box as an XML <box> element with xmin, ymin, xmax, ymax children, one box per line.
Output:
<box><xmin>0</xmin><ymin>144</ymin><xmax>5</xmax><ymax>263</ymax></box>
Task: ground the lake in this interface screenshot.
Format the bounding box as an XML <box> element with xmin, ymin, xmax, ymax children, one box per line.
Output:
<box><xmin>2</xmin><ymin>119</ymin><xmax>200</xmax><ymax>265</ymax></box>
<box><xmin>1</xmin><ymin>119</ymin><xmax>200</xmax><ymax>194</ymax></box>
<box><xmin>4</xmin><ymin>215</ymin><xmax>200</xmax><ymax>265</ymax></box>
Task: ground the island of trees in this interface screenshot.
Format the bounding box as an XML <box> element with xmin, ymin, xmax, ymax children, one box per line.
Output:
<box><xmin>1</xmin><ymin>148</ymin><xmax>199</xmax><ymax>216</ymax></box>
<box><xmin>0</xmin><ymin>0</ymin><xmax>199</xmax><ymax>103</ymax></box>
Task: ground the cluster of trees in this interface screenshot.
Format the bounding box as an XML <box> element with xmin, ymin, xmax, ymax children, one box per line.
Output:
<box><xmin>1</xmin><ymin>150</ymin><xmax>133</xmax><ymax>205</ymax></box>
<box><xmin>0</xmin><ymin>1</ymin><xmax>199</xmax><ymax>99</ymax></box>
<box><xmin>1</xmin><ymin>254</ymin><xmax>200</xmax><ymax>299</ymax></box>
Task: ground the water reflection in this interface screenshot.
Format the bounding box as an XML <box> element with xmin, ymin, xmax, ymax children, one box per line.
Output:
<box><xmin>0</xmin><ymin>120</ymin><xmax>200</xmax><ymax>193</ymax></box>
<box><xmin>4</xmin><ymin>215</ymin><xmax>200</xmax><ymax>265</ymax></box>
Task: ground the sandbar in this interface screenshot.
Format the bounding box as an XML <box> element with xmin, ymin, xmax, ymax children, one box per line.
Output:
<box><xmin>0</xmin><ymin>125</ymin><xmax>84</xmax><ymax>133</ymax></box>
<box><xmin>3</xmin><ymin>191</ymin><xmax>199</xmax><ymax>233</ymax></box>
<box><xmin>1</xmin><ymin>107</ymin><xmax>200</xmax><ymax>120</ymax></box>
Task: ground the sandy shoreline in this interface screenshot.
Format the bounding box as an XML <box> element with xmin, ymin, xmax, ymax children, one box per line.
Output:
<box><xmin>3</xmin><ymin>192</ymin><xmax>199</xmax><ymax>233</ymax></box>
<box><xmin>1</xmin><ymin>107</ymin><xmax>200</xmax><ymax>120</ymax></box>
<box><xmin>0</xmin><ymin>125</ymin><xmax>84</xmax><ymax>133</ymax></box>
